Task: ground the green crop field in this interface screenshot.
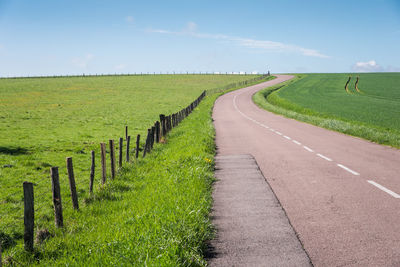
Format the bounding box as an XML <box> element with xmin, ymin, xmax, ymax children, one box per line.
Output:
<box><xmin>0</xmin><ymin>74</ymin><xmax>269</xmax><ymax>265</ymax></box>
<box><xmin>254</xmin><ymin>73</ymin><xmax>400</xmax><ymax>148</ymax></box>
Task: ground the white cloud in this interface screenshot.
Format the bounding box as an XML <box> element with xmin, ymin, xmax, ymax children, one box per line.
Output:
<box><xmin>352</xmin><ymin>61</ymin><xmax>400</xmax><ymax>72</ymax></box>
<box><xmin>71</xmin><ymin>54</ymin><xmax>94</xmax><ymax>68</ymax></box>
<box><xmin>352</xmin><ymin>60</ymin><xmax>383</xmax><ymax>72</ymax></box>
<box><xmin>125</xmin><ymin>16</ymin><xmax>134</xmax><ymax>23</ymax></box>
<box><xmin>146</xmin><ymin>22</ymin><xmax>330</xmax><ymax>58</ymax></box>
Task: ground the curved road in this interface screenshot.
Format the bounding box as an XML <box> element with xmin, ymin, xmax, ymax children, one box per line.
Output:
<box><xmin>213</xmin><ymin>75</ymin><xmax>400</xmax><ymax>266</ymax></box>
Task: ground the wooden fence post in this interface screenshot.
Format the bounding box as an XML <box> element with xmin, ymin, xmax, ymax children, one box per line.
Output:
<box><xmin>126</xmin><ymin>136</ymin><xmax>131</xmax><ymax>162</ymax></box>
<box><xmin>89</xmin><ymin>151</ymin><xmax>95</xmax><ymax>194</ymax></box>
<box><xmin>109</xmin><ymin>140</ymin><xmax>116</xmax><ymax>179</ymax></box>
<box><xmin>119</xmin><ymin>137</ymin><xmax>123</xmax><ymax>167</ymax></box>
<box><xmin>135</xmin><ymin>134</ymin><xmax>140</xmax><ymax>159</ymax></box>
<box><xmin>151</xmin><ymin>126</ymin><xmax>155</xmax><ymax>149</ymax></box>
<box><xmin>100</xmin><ymin>143</ymin><xmax>107</xmax><ymax>184</ymax></box>
<box><xmin>51</xmin><ymin>167</ymin><xmax>63</xmax><ymax>228</ymax></box>
<box><xmin>125</xmin><ymin>126</ymin><xmax>128</xmax><ymax>141</ymax></box>
<box><xmin>148</xmin><ymin>128</ymin><xmax>152</xmax><ymax>152</ymax></box>
<box><xmin>155</xmin><ymin>121</ymin><xmax>160</xmax><ymax>143</ymax></box>
<box><xmin>143</xmin><ymin>129</ymin><xmax>150</xmax><ymax>158</ymax></box>
<box><xmin>160</xmin><ymin>114</ymin><xmax>165</xmax><ymax>137</ymax></box>
<box><xmin>66</xmin><ymin>157</ymin><xmax>79</xmax><ymax>210</ymax></box>
<box><xmin>23</xmin><ymin>182</ymin><xmax>34</xmax><ymax>252</ymax></box>
<box><xmin>168</xmin><ymin>115</ymin><xmax>172</xmax><ymax>131</ymax></box>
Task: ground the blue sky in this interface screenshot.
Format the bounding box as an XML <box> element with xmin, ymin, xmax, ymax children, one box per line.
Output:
<box><xmin>0</xmin><ymin>0</ymin><xmax>399</xmax><ymax>76</ymax></box>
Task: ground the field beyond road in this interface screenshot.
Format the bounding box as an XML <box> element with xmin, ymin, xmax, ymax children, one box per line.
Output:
<box><xmin>255</xmin><ymin>73</ymin><xmax>400</xmax><ymax>148</ymax></box>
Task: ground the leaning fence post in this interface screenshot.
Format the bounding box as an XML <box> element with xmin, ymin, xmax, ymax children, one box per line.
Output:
<box><xmin>126</xmin><ymin>136</ymin><xmax>131</xmax><ymax>162</ymax></box>
<box><xmin>51</xmin><ymin>167</ymin><xmax>63</xmax><ymax>227</ymax></box>
<box><xmin>100</xmin><ymin>143</ymin><xmax>107</xmax><ymax>184</ymax></box>
<box><xmin>66</xmin><ymin>157</ymin><xmax>79</xmax><ymax>210</ymax></box>
<box><xmin>135</xmin><ymin>134</ymin><xmax>140</xmax><ymax>159</ymax></box>
<box><xmin>109</xmin><ymin>140</ymin><xmax>116</xmax><ymax>179</ymax></box>
<box><xmin>89</xmin><ymin>151</ymin><xmax>95</xmax><ymax>194</ymax></box>
<box><xmin>23</xmin><ymin>182</ymin><xmax>34</xmax><ymax>252</ymax></box>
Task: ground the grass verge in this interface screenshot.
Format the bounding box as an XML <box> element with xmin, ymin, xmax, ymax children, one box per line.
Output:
<box><xmin>3</xmin><ymin>93</ymin><xmax>219</xmax><ymax>266</ymax></box>
<box><xmin>253</xmin><ymin>75</ymin><xmax>400</xmax><ymax>148</ymax></box>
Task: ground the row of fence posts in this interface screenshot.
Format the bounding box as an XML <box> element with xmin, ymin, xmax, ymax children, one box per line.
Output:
<box><xmin>206</xmin><ymin>73</ymin><xmax>270</xmax><ymax>95</ymax></box>
<box><xmin>18</xmin><ymin>90</ymin><xmax>206</xmax><ymax>253</ymax></box>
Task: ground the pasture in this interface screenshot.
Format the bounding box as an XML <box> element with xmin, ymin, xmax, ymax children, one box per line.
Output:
<box><xmin>254</xmin><ymin>73</ymin><xmax>400</xmax><ymax>148</ymax></box>
<box><xmin>0</xmin><ymin>74</ymin><xmax>262</xmax><ymax>264</ymax></box>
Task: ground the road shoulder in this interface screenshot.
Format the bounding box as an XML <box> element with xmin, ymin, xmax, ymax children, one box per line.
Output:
<box><xmin>206</xmin><ymin>154</ymin><xmax>311</xmax><ymax>266</ymax></box>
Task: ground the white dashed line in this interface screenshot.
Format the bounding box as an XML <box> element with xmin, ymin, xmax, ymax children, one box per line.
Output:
<box><xmin>367</xmin><ymin>180</ymin><xmax>400</xmax><ymax>198</ymax></box>
<box><xmin>337</xmin><ymin>164</ymin><xmax>360</xmax><ymax>175</ymax></box>
<box><xmin>233</xmin><ymin>93</ymin><xmax>362</xmax><ymax>179</ymax></box>
<box><xmin>316</xmin><ymin>153</ymin><xmax>333</xmax><ymax>162</ymax></box>
<box><xmin>303</xmin><ymin>146</ymin><xmax>314</xmax><ymax>152</ymax></box>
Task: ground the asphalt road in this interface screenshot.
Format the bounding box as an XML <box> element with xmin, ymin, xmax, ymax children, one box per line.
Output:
<box><xmin>212</xmin><ymin>75</ymin><xmax>400</xmax><ymax>266</ymax></box>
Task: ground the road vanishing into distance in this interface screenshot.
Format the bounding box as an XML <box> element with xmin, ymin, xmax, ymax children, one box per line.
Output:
<box><xmin>212</xmin><ymin>75</ymin><xmax>400</xmax><ymax>266</ymax></box>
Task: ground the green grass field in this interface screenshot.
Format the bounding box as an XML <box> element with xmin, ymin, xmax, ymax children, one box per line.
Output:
<box><xmin>0</xmin><ymin>74</ymin><xmax>266</xmax><ymax>264</ymax></box>
<box><xmin>254</xmin><ymin>73</ymin><xmax>400</xmax><ymax>148</ymax></box>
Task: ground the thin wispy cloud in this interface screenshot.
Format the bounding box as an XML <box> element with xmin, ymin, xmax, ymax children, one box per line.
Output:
<box><xmin>147</xmin><ymin>22</ymin><xmax>330</xmax><ymax>58</ymax></box>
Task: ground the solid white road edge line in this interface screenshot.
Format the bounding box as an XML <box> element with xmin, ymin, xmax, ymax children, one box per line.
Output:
<box><xmin>367</xmin><ymin>180</ymin><xmax>400</xmax><ymax>198</ymax></box>
<box><xmin>337</xmin><ymin>164</ymin><xmax>360</xmax><ymax>175</ymax></box>
<box><xmin>316</xmin><ymin>153</ymin><xmax>333</xmax><ymax>161</ymax></box>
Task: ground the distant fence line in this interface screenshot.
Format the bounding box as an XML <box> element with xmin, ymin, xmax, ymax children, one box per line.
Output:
<box><xmin>0</xmin><ymin>73</ymin><xmax>270</xmax><ymax>257</ymax></box>
<box><xmin>0</xmin><ymin>72</ymin><xmax>269</xmax><ymax>80</ymax></box>
<box><xmin>206</xmin><ymin>73</ymin><xmax>271</xmax><ymax>95</ymax></box>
